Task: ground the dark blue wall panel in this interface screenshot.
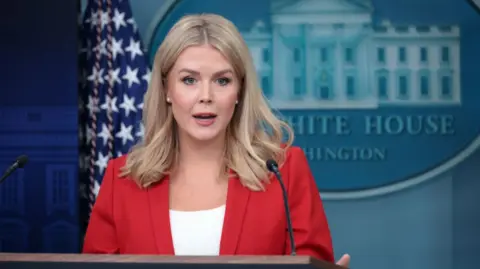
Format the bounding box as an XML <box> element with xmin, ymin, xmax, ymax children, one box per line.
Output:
<box><xmin>0</xmin><ymin>0</ymin><xmax>80</xmax><ymax>253</ymax></box>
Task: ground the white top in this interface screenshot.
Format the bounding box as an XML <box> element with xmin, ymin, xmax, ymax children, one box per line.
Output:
<box><xmin>170</xmin><ymin>205</ymin><xmax>226</xmax><ymax>256</ymax></box>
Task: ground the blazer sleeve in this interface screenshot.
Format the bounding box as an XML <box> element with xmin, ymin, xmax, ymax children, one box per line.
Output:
<box><xmin>285</xmin><ymin>147</ymin><xmax>335</xmax><ymax>262</ymax></box>
<box><xmin>82</xmin><ymin>159</ymin><xmax>119</xmax><ymax>254</ymax></box>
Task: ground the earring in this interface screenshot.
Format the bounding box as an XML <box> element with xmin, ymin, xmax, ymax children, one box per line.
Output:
<box><xmin>167</xmin><ymin>97</ymin><xmax>171</xmax><ymax>103</ymax></box>
<box><xmin>235</xmin><ymin>100</ymin><xmax>238</xmax><ymax>104</ymax></box>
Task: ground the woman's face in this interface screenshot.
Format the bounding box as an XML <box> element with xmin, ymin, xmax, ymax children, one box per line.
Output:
<box><xmin>166</xmin><ymin>44</ymin><xmax>240</xmax><ymax>143</ymax></box>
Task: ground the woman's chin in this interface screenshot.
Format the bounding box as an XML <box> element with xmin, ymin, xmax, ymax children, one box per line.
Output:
<box><xmin>187</xmin><ymin>129</ymin><xmax>222</xmax><ymax>143</ymax></box>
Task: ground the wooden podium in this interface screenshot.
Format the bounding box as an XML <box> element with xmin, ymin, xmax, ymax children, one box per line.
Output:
<box><xmin>0</xmin><ymin>253</ymin><xmax>346</xmax><ymax>269</ymax></box>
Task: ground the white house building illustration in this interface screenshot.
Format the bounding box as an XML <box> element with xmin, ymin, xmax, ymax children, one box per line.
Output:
<box><xmin>241</xmin><ymin>0</ymin><xmax>461</xmax><ymax>109</ymax></box>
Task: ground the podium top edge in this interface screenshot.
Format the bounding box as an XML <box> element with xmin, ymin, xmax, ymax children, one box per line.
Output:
<box><xmin>0</xmin><ymin>253</ymin><xmax>319</xmax><ymax>264</ymax></box>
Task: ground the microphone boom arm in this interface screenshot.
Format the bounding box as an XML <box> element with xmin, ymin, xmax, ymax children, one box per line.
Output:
<box><xmin>266</xmin><ymin>159</ymin><xmax>297</xmax><ymax>256</ymax></box>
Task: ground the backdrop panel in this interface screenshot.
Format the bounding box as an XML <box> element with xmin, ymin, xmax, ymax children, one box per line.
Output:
<box><xmin>0</xmin><ymin>0</ymin><xmax>80</xmax><ymax>253</ymax></box>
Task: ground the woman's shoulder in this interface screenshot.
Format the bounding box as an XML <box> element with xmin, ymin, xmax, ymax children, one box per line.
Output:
<box><xmin>279</xmin><ymin>145</ymin><xmax>318</xmax><ymax>191</ymax></box>
<box><xmin>283</xmin><ymin>145</ymin><xmax>306</xmax><ymax>162</ymax></box>
<box><xmin>100</xmin><ymin>154</ymin><xmax>142</xmax><ymax>190</ymax></box>
<box><xmin>100</xmin><ymin>154</ymin><xmax>132</xmax><ymax>185</ymax></box>
<box><xmin>277</xmin><ymin>145</ymin><xmax>309</xmax><ymax>174</ymax></box>
<box><xmin>106</xmin><ymin>154</ymin><xmax>128</xmax><ymax>174</ymax></box>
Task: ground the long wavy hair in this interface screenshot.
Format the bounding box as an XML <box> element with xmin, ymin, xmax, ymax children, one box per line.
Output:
<box><xmin>121</xmin><ymin>13</ymin><xmax>294</xmax><ymax>191</ymax></box>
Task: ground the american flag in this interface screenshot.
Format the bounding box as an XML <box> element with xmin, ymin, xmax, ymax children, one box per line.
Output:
<box><xmin>78</xmin><ymin>0</ymin><xmax>149</xmax><ymax>216</ymax></box>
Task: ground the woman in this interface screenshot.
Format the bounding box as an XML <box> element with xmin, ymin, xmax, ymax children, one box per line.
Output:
<box><xmin>82</xmin><ymin>13</ymin><xmax>350</xmax><ymax>267</ymax></box>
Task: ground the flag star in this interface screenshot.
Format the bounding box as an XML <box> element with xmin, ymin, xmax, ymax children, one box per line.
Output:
<box><xmin>99</xmin><ymin>11</ymin><xmax>110</xmax><ymax>30</ymax></box>
<box><xmin>87</xmin><ymin>66</ymin><xmax>105</xmax><ymax>84</ymax></box>
<box><xmin>78</xmin><ymin>126</ymin><xmax>84</xmax><ymax>141</ymax></box>
<box><xmin>105</xmin><ymin>68</ymin><xmax>122</xmax><ymax>86</ymax></box>
<box><xmin>93</xmin><ymin>180</ymin><xmax>101</xmax><ymax>197</ymax></box>
<box><xmin>116</xmin><ymin>151</ymin><xmax>124</xmax><ymax>157</ymax></box>
<box><xmin>137</xmin><ymin>102</ymin><xmax>144</xmax><ymax>110</ymax></box>
<box><xmin>87</xmin><ymin>10</ymin><xmax>109</xmax><ymax>30</ymax></box>
<box><xmin>93</xmin><ymin>39</ymin><xmax>108</xmax><ymax>57</ymax></box>
<box><xmin>125</xmin><ymin>38</ymin><xmax>143</xmax><ymax>60</ymax></box>
<box><xmin>86</xmin><ymin>95</ymin><xmax>100</xmax><ymax>115</ymax></box>
<box><xmin>97</xmin><ymin>123</ymin><xmax>112</xmax><ymax>146</ymax></box>
<box><xmin>111</xmin><ymin>38</ymin><xmax>124</xmax><ymax>60</ymax></box>
<box><xmin>127</xmin><ymin>17</ymin><xmax>137</xmax><ymax>31</ymax></box>
<box><xmin>115</xmin><ymin>123</ymin><xmax>134</xmax><ymax>145</ymax></box>
<box><xmin>142</xmin><ymin>69</ymin><xmax>151</xmax><ymax>84</ymax></box>
<box><xmin>112</xmin><ymin>8</ymin><xmax>127</xmax><ymax>30</ymax></box>
<box><xmin>100</xmin><ymin>96</ymin><xmax>119</xmax><ymax>113</ymax></box>
<box><xmin>86</xmin><ymin>10</ymin><xmax>98</xmax><ymax>29</ymax></box>
<box><xmin>136</xmin><ymin>123</ymin><xmax>144</xmax><ymax>138</ymax></box>
<box><xmin>94</xmin><ymin>152</ymin><xmax>110</xmax><ymax>175</ymax></box>
<box><xmin>85</xmin><ymin>126</ymin><xmax>94</xmax><ymax>144</ymax></box>
<box><xmin>122</xmin><ymin>66</ymin><xmax>140</xmax><ymax>87</ymax></box>
<box><xmin>120</xmin><ymin>94</ymin><xmax>137</xmax><ymax>117</ymax></box>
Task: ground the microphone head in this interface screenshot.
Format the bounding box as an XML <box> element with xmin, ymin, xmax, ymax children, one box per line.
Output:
<box><xmin>16</xmin><ymin>155</ymin><xmax>29</xmax><ymax>168</ymax></box>
<box><xmin>266</xmin><ymin>159</ymin><xmax>278</xmax><ymax>172</ymax></box>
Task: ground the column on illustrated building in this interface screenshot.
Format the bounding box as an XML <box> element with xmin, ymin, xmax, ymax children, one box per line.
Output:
<box><xmin>272</xmin><ymin>23</ymin><xmax>291</xmax><ymax>105</ymax></box>
<box><xmin>334</xmin><ymin>25</ymin><xmax>346</xmax><ymax>104</ymax></box>
<box><xmin>303</xmin><ymin>23</ymin><xmax>315</xmax><ymax>102</ymax></box>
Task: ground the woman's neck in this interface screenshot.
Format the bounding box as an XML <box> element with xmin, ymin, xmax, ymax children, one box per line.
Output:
<box><xmin>174</xmin><ymin>132</ymin><xmax>227</xmax><ymax>183</ymax></box>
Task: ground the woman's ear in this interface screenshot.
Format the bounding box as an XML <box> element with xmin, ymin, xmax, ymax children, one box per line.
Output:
<box><xmin>162</xmin><ymin>76</ymin><xmax>171</xmax><ymax>104</ymax></box>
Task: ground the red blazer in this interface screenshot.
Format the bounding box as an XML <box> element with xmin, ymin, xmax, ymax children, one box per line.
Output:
<box><xmin>82</xmin><ymin>146</ymin><xmax>335</xmax><ymax>262</ymax></box>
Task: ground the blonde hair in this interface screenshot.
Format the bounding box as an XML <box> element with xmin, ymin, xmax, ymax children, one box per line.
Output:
<box><xmin>121</xmin><ymin>13</ymin><xmax>294</xmax><ymax>191</ymax></box>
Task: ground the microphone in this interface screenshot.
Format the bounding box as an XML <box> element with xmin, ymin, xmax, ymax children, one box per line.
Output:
<box><xmin>266</xmin><ymin>159</ymin><xmax>296</xmax><ymax>256</ymax></box>
<box><xmin>0</xmin><ymin>155</ymin><xmax>28</xmax><ymax>185</ymax></box>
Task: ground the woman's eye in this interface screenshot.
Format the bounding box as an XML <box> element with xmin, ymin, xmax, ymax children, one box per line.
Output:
<box><xmin>182</xmin><ymin>77</ymin><xmax>196</xmax><ymax>85</ymax></box>
<box><xmin>217</xmin><ymin>77</ymin><xmax>231</xmax><ymax>86</ymax></box>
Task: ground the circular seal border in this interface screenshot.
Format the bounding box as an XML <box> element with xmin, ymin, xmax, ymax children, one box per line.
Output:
<box><xmin>144</xmin><ymin>0</ymin><xmax>179</xmax><ymax>57</ymax></box>
<box><xmin>145</xmin><ymin>0</ymin><xmax>480</xmax><ymax>200</ymax></box>
<box><xmin>321</xmin><ymin>135</ymin><xmax>480</xmax><ymax>200</ymax></box>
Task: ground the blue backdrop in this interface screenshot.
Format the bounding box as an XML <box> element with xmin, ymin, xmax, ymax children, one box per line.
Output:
<box><xmin>137</xmin><ymin>2</ymin><xmax>480</xmax><ymax>268</ymax></box>
<box><xmin>0</xmin><ymin>0</ymin><xmax>80</xmax><ymax>252</ymax></box>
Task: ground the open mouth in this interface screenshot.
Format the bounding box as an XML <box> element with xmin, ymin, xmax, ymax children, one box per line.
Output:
<box><xmin>192</xmin><ymin>113</ymin><xmax>217</xmax><ymax>119</ymax></box>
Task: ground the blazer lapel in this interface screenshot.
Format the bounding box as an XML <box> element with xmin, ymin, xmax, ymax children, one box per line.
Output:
<box><xmin>220</xmin><ymin>173</ymin><xmax>251</xmax><ymax>255</ymax></box>
<box><xmin>147</xmin><ymin>176</ymin><xmax>175</xmax><ymax>255</ymax></box>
